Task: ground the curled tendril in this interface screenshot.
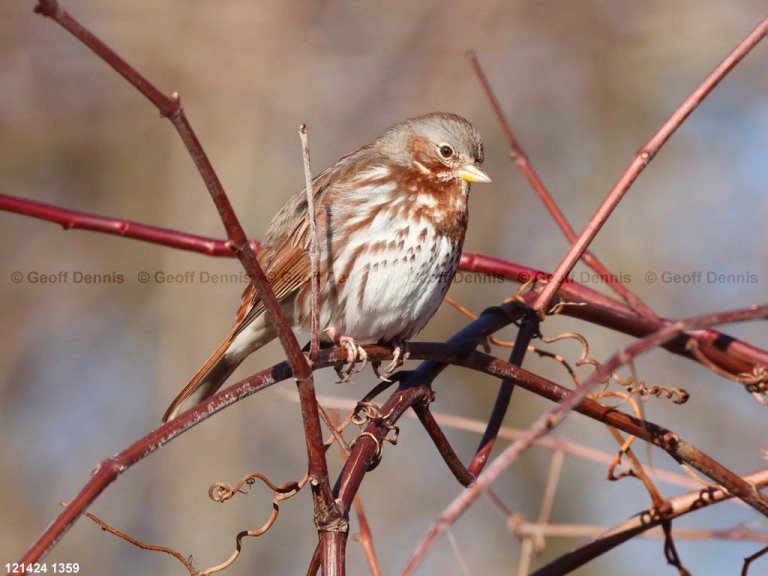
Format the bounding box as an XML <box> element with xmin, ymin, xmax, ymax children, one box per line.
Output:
<box><xmin>209</xmin><ymin>473</ymin><xmax>300</xmax><ymax>504</ymax></box>
<box><xmin>65</xmin><ymin>470</ymin><xmax>302</xmax><ymax>576</ymax></box>
<box><xmin>608</xmin><ymin>364</ymin><xmax>689</xmax><ymax>405</ymax></box>
<box><xmin>630</xmin><ymin>382</ymin><xmax>689</xmax><ymax>404</ymax></box>
<box><xmin>448</xmin><ymin>296</ymin><xmax>692</xmax><ymax>406</ymax></box>
<box><xmin>352</xmin><ymin>401</ymin><xmax>395</xmax><ymax>426</ymax></box>
<box><xmin>547</xmin><ymin>300</ymin><xmax>587</xmax><ymax>316</ymax></box>
<box><xmin>503</xmin><ymin>278</ymin><xmax>536</xmax><ymax>304</ymax></box>
<box><xmin>197</xmin><ymin>474</ymin><xmax>304</xmax><ymax>574</ymax></box>
<box><xmin>353</xmin><ymin>401</ymin><xmax>399</xmax><ymax>445</ymax></box>
<box><xmin>536</xmin><ymin>332</ymin><xmax>689</xmax><ymax>405</ymax></box>
<box><xmin>349</xmin><ymin>401</ymin><xmax>400</xmax><ymax>469</ymax></box>
<box><xmin>686</xmin><ymin>339</ymin><xmax>768</xmax><ymax>404</ymax></box>
<box><xmin>537</xmin><ymin>332</ymin><xmax>608</xmax><ymax>389</ymax></box>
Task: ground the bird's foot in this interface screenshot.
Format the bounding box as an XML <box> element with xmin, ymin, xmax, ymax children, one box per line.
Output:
<box><xmin>373</xmin><ymin>339</ymin><xmax>409</xmax><ymax>382</ymax></box>
<box><xmin>327</xmin><ymin>330</ymin><xmax>368</xmax><ymax>382</ymax></box>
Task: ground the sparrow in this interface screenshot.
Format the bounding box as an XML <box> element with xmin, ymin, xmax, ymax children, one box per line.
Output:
<box><xmin>163</xmin><ymin>113</ymin><xmax>490</xmax><ymax>421</ymax></box>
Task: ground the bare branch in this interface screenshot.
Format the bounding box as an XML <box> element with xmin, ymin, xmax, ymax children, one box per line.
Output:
<box><xmin>0</xmin><ymin>192</ymin><xmax>252</xmax><ymax>256</ymax></box>
<box><xmin>402</xmin><ymin>305</ymin><xmax>768</xmax><ymax>574</ymax></box>
<box><xmin>532</xmin><ymin>15</ymin><xmax>768</xmax><ymax>312</ymax></box>
<box><xmin>531</xmin><ymin>468</ymin><xmax>768</xmax><ymax>576</ymax></box>
<box><xmin>299</xmin><ymin>124</ymin><xmax>321</xmax><ymax>360</ymax></box>
<box><xmin>466</xmin><ymin>50</ymin><xmax>658</xmax><ymax>320</ymax></box>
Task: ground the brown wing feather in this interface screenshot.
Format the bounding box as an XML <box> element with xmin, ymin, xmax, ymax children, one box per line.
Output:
<box><xmin>162</xmin><ymin>187</ymin><xmax>319</xmax><ymax>422</ymax></box>
<box><xmin>232</xmin><ymin>226</ymin><xmax>312</xmax><ymax>337</ymax></box>
<box><xmin>163</xmin><ymin>142</ymin><xmax>386</xmax><ymax>421</ymax></box>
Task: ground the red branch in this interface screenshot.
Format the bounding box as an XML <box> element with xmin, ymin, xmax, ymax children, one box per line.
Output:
<box><xmin>533</xmin><ymin>15</ymin><xmax>768</xmax><ymax>312</ymax></box>
<box><xmin>402</xmin><ymin>305</ymin><xmax>768</xmax><ymax>574</ymax></box>
<box><xmin>19</xmin><ymin>309</ymin><xmax>765</xmax><ymax>568</ymax></box>
<box><xmin>13</xmin><ymin>3</ymin><xmax>768</xmax><ymax>575</ymax></box>
<box><xmin>531</xmin><ymin>468</ymin><xmax>768</xmax><ymax>575</ymax></box>
<box><xmin>466</xmin><ymin>50</ymin><xmax>658</xmax><ymax>320</ymax></box>
<box><xmin>3</xmin><ymin>192</ymin><xmax>767</xmax><ymax>376</ymax></box>
<box><xmin>0</xmin><ymin>193</ymin><xmax>253</xmax><ymax>256</ymax></box>
<box><xmin>457</xmin><ymin>16</ymin><xmax>768</xmax><ymax>480</ymax></box>
<box><xmin>31</xmin><ymin>1</ymin><xmax>340</xmax><ymax>570</ymax></box>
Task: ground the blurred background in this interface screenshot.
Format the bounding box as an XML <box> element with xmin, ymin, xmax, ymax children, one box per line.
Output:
<box><xmin>1</xmin><ymin>1</ymin><xmax>767</xmax><ymax>574</ymax></box>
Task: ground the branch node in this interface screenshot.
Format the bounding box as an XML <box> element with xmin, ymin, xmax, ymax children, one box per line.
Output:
<box><xmin>160</xmin><ymin>92</ymin><xmax>182</xmax><ymax>119</ymax></box>
<box><xmin>34</xmin><ymin>1</ymin><xmax>61</xmax><ymax>18</ymax></box>
<box><xmin>660</xmin><ymin>432</ymin><xmax>680</xmax><ymax>451</ymax></box>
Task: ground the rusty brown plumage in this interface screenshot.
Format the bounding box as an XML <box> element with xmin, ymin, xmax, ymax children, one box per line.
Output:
<box><xmin>163</xmin><ymin>113</ymin><xmax>490</xmax><ymax>422</ymax></box>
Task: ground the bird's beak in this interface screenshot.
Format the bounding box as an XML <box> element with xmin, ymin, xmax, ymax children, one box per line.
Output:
<box><xmin>456</xmin><ymin>164</ymin><xmax>492</xmax><ymax>184</ymax></box>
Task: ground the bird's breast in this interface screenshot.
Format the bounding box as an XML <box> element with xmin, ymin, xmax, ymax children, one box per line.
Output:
<box><xmin>319</xmin><ymin>212</ymin><xmax>463</xmax><ymax>342</ymax></box>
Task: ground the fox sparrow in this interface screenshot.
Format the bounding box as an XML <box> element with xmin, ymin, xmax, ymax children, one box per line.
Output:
<box><xmin>163</xmin><ymin>112</ymin><xmax>490</xmax><ymax>421</ymax></box>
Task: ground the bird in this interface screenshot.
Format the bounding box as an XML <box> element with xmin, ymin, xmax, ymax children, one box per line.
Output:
<box><xmin>163</xmin><ymin>112</ymin><xmax>491</xmax><ymax>422</ymax></box>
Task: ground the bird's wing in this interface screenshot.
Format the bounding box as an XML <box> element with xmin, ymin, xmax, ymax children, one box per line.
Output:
<box><xmin>162</xmin><ymin>143</ymin><xmax>386</xmax><ymax>421</ymax></box>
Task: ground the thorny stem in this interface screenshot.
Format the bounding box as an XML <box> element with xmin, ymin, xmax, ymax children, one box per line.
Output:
<box><xmin>3</xmin><ymin>188</ymin><xmax>766</xmax><ymax>378</ymax></box>
<box><xmin>531</xmin><ymin>468</ymin><xmax>768</xmax><ymax>576</ymax></box>
<box><xmin>466</xmin><ymin>50</ymin><xmax>658</xmax><ymax>321</ymax></box>
<box><xmin>532</xmin><ymin>16</ymin><xmax>768</xmax><ymax>313</ymax></box>
<box><xmin>401</xmin><ymin>305</ymin><xmax>768</xmax><ymax>574</ymax></box>
<box><xmin>31</xmin><ymin>1</ymin><xmax>341</xmax><ymax>570</ymax></box>
<box><xmin>17</xmin><ymin>306</ymin><xmax>768</xmax><ymax>569</ymax></box>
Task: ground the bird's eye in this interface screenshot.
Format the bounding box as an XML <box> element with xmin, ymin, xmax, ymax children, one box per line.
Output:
<box><xmin>439</xmin><ymin>144</ymin><xmax>454</xmax><ymax>159</ymax></box>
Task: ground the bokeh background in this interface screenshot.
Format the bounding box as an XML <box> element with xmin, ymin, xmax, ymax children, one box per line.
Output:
<box><xmin>1</xmin><ymin>1</ymin><xmax>767</xmax><ymax>574</ymax></box>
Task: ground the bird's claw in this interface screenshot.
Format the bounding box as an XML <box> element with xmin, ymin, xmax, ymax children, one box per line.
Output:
<box><xmin>373</xmin><ymin>340</ymin><xmax>409</xmax><ymax>381</ymax></box>
<box><xmin>334</xmin><ymin>335</ymin><xmax>368</xmax><ymax>382</ymax></box>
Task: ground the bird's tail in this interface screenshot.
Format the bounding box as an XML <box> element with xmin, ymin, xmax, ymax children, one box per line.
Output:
<box><xmin>162</xmin><ymin>314</ymin><xmax>276</xmax><ymax>422</ymax></box>
<box><xmin>162</xmin><ymin>349</ymin><xmax>242</xmax><ymax>422</ymax></box>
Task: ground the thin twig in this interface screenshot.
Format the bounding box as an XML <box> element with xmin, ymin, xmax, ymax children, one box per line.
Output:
<box><xmin>532</xmin><ymin>15</ymin><xmax>768</xmax><ymax>313</ymax></box>
<box><xmin>60</xmin><ymin>502</ymin><xmax>197</xmax><ymax>574</ymax></box>
<box><xmin>0</xmin><ymin>192</ymin><xmax>255</xmax><ymax>255</ymax></box>
<box><xmin>299</xmin><ymin>124</ymin><xmax>321</xmax><ymax>360</ymax></box>
<box><xmin>29</xmin><ymin>2</ymin><xmax>339</xmax><ymax>568</ymax></box>
<box><xmin>514</xmin><ymin>522</ymin><xmax>768</xmax><ymax>543</ymax></box>
<box><xmin>412</xmin><ymin>404</ymin><xmax>474</xmax><ymax>486</ymax></box>
<box><xmin>401</xmin><ymin>305</ymin><xmax>768</xmax><ymax>574</ymax></box>
<box><xmin>33</xmin><ymin>0</ymin><xmax>307</xmax><ymax>378</ymax></box>
<box><xmin>466</xmin><ymin>50</ymin><xmax>657</xmax><ymax>320</ymax></box>
<box><xmin>463</xmin><ymin>16</ymin><xmax>768</xmax><ymax>475</ymax></box>
<box><xmin>517</xmin><ymin>451</ymin><xmax>564</xmax><ymax>575</ymax></box>
<box><xmin>742</xmin><ymin>545</ymin><xmax>768</xmax><ymax>576</ymax></box>
<box><xmin>18</xmin><ymin>317</ymin><xmax>765</xmax><ymax>568</ymax></box>
<box><xmin>532</xmin><ymin>468</ymin><xmax>768</xmax><ymax>576</ymax></box>
<box><xmin>352</xmin><ymin>496</ymin><xmax>382</xmax><ymax>576</ymax></box>
<box><xmin>467</xmin><ymin>310</ymin><xmax>535</xmax><ymax>477</ymax></box>
<box><xmin>278</xmin><ymin>391</ymin><xmax>707</xmax><ymax>492</ymax></box>
<box><xmin>327</xmin><ymin>409</ymin><xmax>382</xmax><ymax>576</ymax></box>
<box><xmin>445</xmin><ymin>528</ymin><xmax>471</xmax><ymax>576</ymax></box>
<box><xmin>2</xmin><ymin>191</ymin><xmax>766</xmax><ymax>376</ymax></box>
